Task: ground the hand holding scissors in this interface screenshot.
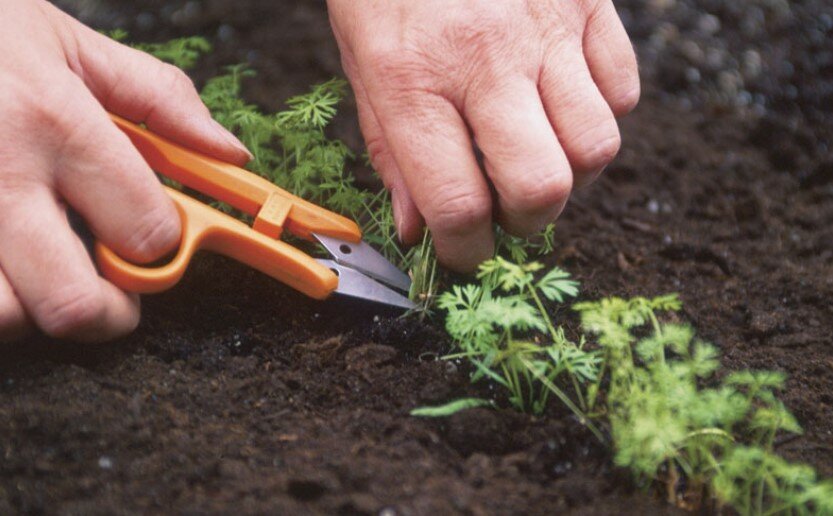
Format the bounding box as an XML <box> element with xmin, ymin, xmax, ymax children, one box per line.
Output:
<box><xmin>97</xmin><ymin>116</ymin><xmax>414</xmax><ymax>310</ymax></box>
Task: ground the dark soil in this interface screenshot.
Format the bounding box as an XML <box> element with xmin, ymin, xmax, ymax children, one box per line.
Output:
<box><xmin>2</xmin><ymin>0</ymin><xmax>831</xmax><ymax>514</ymax></box>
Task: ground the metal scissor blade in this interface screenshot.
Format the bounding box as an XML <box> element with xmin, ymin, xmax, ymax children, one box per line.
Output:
<box><xmin>313</xmin><ymin>233</ymin><xmax>411</xmax><ymax>293</ymax></box>
<box><xmin>316</xmin><ymin>260</ymin><xmax>415</xmax><ymax>310</ymax></box>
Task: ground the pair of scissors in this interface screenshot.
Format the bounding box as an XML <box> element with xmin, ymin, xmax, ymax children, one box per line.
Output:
<box><xmin>95</xmin><ymin>115</ymin><xmax>414</xmax><ymax>310</ymax></box>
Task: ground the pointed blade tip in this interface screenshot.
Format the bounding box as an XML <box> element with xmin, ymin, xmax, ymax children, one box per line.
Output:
<box><xmin>314</xmin><ymin>234</ymin><xmax>412</xmax><ymax>293</ymax></box>
<box><xmin>317</xmin><ymin>259</ymin><xmax>416</xmax><ymax>310</ymax></box>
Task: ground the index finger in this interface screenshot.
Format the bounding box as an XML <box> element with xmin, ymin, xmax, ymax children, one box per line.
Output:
<box><xmin>371</xmin><ymin>91</ymin><xmax>495</xmax><ymax>272</ymax></box>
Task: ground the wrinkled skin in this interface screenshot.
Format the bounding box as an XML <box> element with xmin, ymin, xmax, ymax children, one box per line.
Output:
<box><xmin>327</xmin><ymin>0</ymin><xmax>640</xmax><ymax>271</ymax></box>
<box><xmin>0</xmin><ymin>0</ymin><xmax>637</xmax><ymax>342</ymax></box>
<box><xmin>0</xmin><ymin>0</ymin><xmax>251</xmax><ymax>342</ymax></box>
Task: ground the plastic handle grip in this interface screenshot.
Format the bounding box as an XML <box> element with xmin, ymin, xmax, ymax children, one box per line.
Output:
<box><xmin>110</xmin><ymin>114</ymin><xmax>362</xmax><ymax>243</ymax></box>
<box><xmin>95</xmin><ymin>187</ymin><xmax>339</xmax><ymax>299</ymax></box>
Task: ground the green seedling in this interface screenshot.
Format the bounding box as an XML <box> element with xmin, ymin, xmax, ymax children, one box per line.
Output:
<box><xmin>422</xmin><ymin>260</ymin><xmax>832</xmax><ymax>514</ymax></box>
<box><xmin>576</xmin><ymin>295</ymin><xmax>833</xmax><ymax>513</ymax></box>
<box><xmin>435</xmin><ymin>257</ymin><xmax>603</xmax><ymax>439</ymax></box>
<box><xmin>108</xmin><ymin>30</ymin><xmax>212</xmax><ymax>69</ymax></box>
<box><xmin>713</xmin><ymin>446</ymin><xmax>833</xmax><ymax>515</ymax></box>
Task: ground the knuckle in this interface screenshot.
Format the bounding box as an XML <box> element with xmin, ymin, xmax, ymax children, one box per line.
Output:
<box><xmin>36</xmin><ymin>285</ymin><xmax>107</xmax><ymax>339</ymax></box>
<box><xmin>363</xmin><ymin>44</ymin><xmax>397</xmax><ymax>71</ymax></box>
<box><xmin>362</xmin><ymin>46</ymin><xmax>433</xmax><ymax>92</ymax></box>
<box><xmin>362</xmin><ymin>43</ymin><xmax>411</xmax><ymax>75</ymax></box>
<box><xmin>588</xmin><ymin>133</ymin><xmax>622</xmax><ymax>169</ymax></box>
<box><xmin>363</xmin><ymin>134</ymin><xmax>400</xmax><ymax>188</ymax></box>
<box><xmin>442</xmin><ymin>8</ymin><xmax>518</xmax><ymax>89</ymax></box>
<box><xmin>365</xmin><ymin>135</ymin><xmax>389</xmax><ymax>170</ymax></box>
<box><xmin>123</xmin><ymin>203</ymin><xmax>181</xmax><ymax>263</ymax></box>
<box><xmin>143</xmin><ymin>62</ymin><xmax>200</xmax><ymax>110</ymax></box>
<box><xmin>162</xmin><ymin>63</ymin><xmax>197</xmax><ymax>94</ymax></box>
<box><xmin>21</xmin><ymin>81</ymin><xmax>101</xmax><ymax>161</ymax></box>
<box><xmin>504</xmin><ymin>169</ymin><xmax>572</xmax><ymax>216</ymax></box>
<box><xmin>613</xmin><ymin>80</ymin><xmax>641</xmax><ymax>115</ymax></box>
<box><xmin>428</xmin><ymin>189</ymin><xmax>492</xmax><ymax>236</ymax></box>
<box><xmin>604</xmin><ymin>49</ymin><xmax>641</xmax><ymax>116</ymax></box>
<box><xmin>12</xmin><ymin>78</ymin><xmax>80</xmax><ymax>140</ymax></box>
<box><xmin>443</xmin><ymin>7</ymin><xmax>510</xmax><ymax>54</ymax></box>
<box><xmin>580</xmin><ymin>0</ymin><xmax>609</xmax><ymax>19</ymax></box>
<box><xmin>569</xmin><ymin>130</ymin><xmax>621</xmax><ymax>172</ymax></box>
<box><xmin>0</xmin><ymin>174</ymin><xmax>38</xmax><ymax>209</ymax></box>
<box><xmin>360</xmin><ymin>7</ymin><xmax>514</xmax><ymax>91</ymax></box>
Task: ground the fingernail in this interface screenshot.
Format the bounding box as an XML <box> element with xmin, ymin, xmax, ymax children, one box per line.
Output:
<box><xmin>391</xmin><ymin>192</ymin><xmax>405</xmax><ymax>242</ymax></box>
<box><xmin>211</xmin><ymin>119</ymin><xmax>253</xmax><ymax>161</ymax></box>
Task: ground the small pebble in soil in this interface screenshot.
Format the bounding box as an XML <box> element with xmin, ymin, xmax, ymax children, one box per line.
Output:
<box><xmin>680</xmin><ymin>40</ymin><xmax>703</xmax><ymax>63</ymax></box>
<box><xmin>136</xmin><ymin>12</ymin><xmax>155</xmax><ymax>31</ymax></box>
<box><xmin>742</xmin><ymin>50</ymin><xmax>763</xmax><ymax>78</ymax></box>
<box><xmin>706</xmin><ymin>47</ymin><xmax>727</xmax><ymax>71</ymax></box>
<box><xmin>98</xmin><ymin>456</ymin><xmax>113</xmax><ymax>470</ymax></box>
<box><xmin>737</xmin><ymin>90</ymin><xmax>753</xmax><ymax>106</ymax></box>
<box><xmin>552</xmin><ymin>461</ymin><xmax>573</xmax><ymax>476</ymax></box>
<box><xmin>648</xmin><ymin>0</ymin><xmax>675</xmax><ymax>12</ymax></box>
<box><xmin>217</xmin><ymin>24</ymin><xmax>235</xmax><ymax>42</ymax></box>
<box><xmin>685</xmin><ymin>67</ymin><xmax>702</xmax><ymax>84</ymax></box>
<box><xmin>697</xmin><ymin>13</ymin><xmax>722</xmax><ymax>35</ymax></box>
<box><xmin>718</xmin><ymin>70</ymin><xmax>743</xmax><ymax>96</ymax></box>
<box><xmin>171</xmin><ymin>1</ymin><xmax>202</xmax><ymax>26</ymax></box>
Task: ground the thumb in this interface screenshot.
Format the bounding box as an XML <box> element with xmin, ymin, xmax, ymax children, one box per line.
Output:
<box><xmin>50</xmin><ymin>5</ymin><xmax>251</xmax><ymax>166</ymax></box>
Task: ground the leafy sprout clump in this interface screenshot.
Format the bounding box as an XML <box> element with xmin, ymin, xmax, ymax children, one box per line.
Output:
<box><xmin>436</xmin><ymin>258</ymin><xmax>602</xmax><ymax>439</ymax></box>
<box><xmin>576</xmin><ymin>297</ymin><xmax>833</xmax><ymax>513</ymax></box>
<box><xmin>107</xmin><ymin>30</ymin><xmax>212</xmax><ymax>69</ymax></box>
<box><xmin>420</xmin><ymin>261</ymin><xmax>833</xmax><ymax>514</ymax></box>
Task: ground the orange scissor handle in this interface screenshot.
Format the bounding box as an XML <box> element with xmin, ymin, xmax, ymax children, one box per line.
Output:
<box><xmin>95</xmin><ymin>187</ymin><xmax>339</xmax><ymax>299</ymax></box>
<box><xmin>110</xmin><ymin>115</ymin><xmax>362</xmax><ymax>243</ymax></box>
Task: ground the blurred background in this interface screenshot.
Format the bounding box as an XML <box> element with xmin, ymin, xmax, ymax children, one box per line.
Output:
<box><xmin>54</xmin><ymin>0</ymin><xmax>832</xmax><ymax>165</ymax></box>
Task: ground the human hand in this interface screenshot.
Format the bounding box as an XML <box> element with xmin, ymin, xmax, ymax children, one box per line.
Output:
<box><xmin>327</xmin><ymin>0</ymin><xmax>639</xmax><ymax>271</ymax></box>
<box><xmin>0</xmin><ymin>0</ymin><xmax>251</xmax><ymax>342</ymax></box>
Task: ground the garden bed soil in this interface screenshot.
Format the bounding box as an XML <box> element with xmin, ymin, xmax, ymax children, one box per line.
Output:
<box><xmin>1</xmin><ymin>0</ymin><xmax>831</xmax><ymax>514</ymax></box>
